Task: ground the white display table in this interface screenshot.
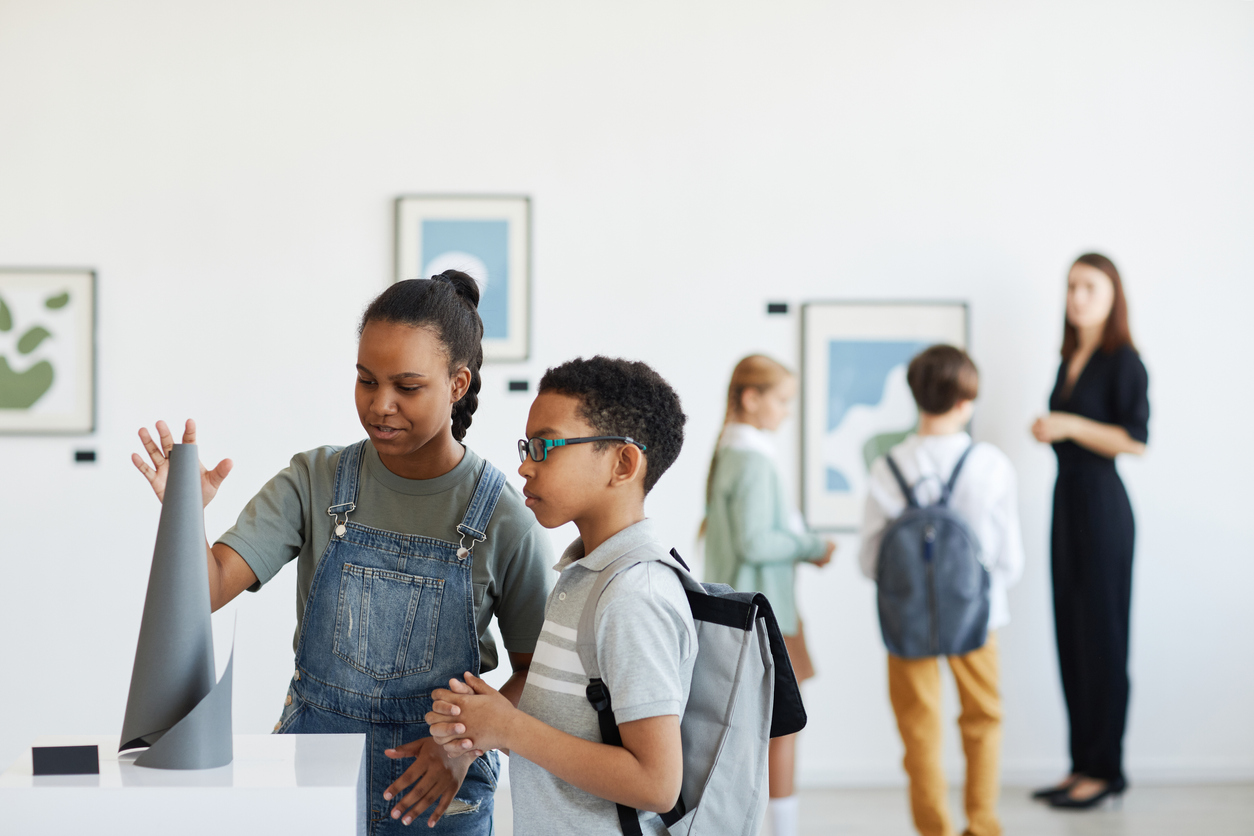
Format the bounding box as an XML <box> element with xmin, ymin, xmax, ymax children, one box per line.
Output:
<box><xmin>0</xmin><ymin>733</ymin><xmax>365</xmax><ymax>835</ymax></box>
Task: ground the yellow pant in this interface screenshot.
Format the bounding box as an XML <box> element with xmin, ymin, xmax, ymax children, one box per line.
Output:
<box><xmin>887</xmin><ymin>633</ymin><xmax>1002</xmax><ymax>836</ymax></box>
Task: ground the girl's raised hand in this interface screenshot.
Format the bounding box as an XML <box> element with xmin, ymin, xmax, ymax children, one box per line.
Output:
<box><xmin>132</xmin><ymin>419</ymin><xmax>233</xmax><ymax>507</ymax></box>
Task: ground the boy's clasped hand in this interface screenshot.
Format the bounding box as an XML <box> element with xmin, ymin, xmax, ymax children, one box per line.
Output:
<box><xmin>425</xmin><ymin>673</ymin><xmax>516</xmax><ymax>758</ymax></box>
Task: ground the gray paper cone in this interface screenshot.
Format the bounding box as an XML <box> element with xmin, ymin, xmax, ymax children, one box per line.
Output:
<box><xmin>135</xmin><ymin>639</ymin><xmax>234</xmax><ymax>769</ymax></box>
<box><xmin>119</xmin><ymin>443</ymin><xmax>227</xmax><ymax>767</ymax></box>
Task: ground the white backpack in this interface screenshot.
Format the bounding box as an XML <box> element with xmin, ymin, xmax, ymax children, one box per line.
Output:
<box><xmin>576</xmin><ymin>547</ymin><xmax>807</xmax><ymax>836</ymax></box>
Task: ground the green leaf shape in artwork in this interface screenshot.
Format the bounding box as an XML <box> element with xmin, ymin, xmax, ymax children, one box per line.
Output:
<box><xmin>862</xmin><ymin>424</ymin><xmax>918</xmax><ymax>471</ymax></box>
<box><xmin>0</xmin><ymin>295</ymin><xmax>11</xmax><ymax>332</ymax></box>
<box><xmin>0</xmin><ymin>355</ymin><xmax>55</xmax><ymax>409</ymax></box>
<box><xmin>46</xmin><ymin>291</ymin><xmax>70</xmax><ymax>309</ymax></box>
<box><xmin>17</xmin><ymin>326</ymin><xmax>53</xmax><ymax>355</ymax></box>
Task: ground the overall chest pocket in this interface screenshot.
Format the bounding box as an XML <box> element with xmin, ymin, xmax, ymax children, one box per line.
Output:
<box><xmin>333</xmin><ymin>563</ymin><xmax>445</xmax><ymax>680</ymax></box>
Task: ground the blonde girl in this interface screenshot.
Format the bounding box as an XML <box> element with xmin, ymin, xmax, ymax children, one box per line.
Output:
<box><xmin>702</xmin><ymin>354</ymin><xmax>834</xmax><ymax>836</ymax></box>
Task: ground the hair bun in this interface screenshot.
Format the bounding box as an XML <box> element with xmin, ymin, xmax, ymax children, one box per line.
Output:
<box><xmin>432</xmin><ymin>269</ymin><xmax>481</xmax><ymax>310</ymax></box>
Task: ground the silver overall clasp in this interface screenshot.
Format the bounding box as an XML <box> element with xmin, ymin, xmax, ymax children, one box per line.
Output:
<box><xmin>327</xmin><ymin>503</ymin><xmax>356</xmax><ymax>538</ymax></box>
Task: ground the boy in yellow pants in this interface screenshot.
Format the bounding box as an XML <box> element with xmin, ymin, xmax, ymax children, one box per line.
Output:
<box><xmin>859</xmin><ymin>346</ymin><xmax>1025</xmax><ymax>836</ymax></box>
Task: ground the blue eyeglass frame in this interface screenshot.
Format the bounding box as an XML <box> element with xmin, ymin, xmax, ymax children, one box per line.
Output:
<box><xmin>518</xmin><ymin>436</ymin><xmax>647</xmax><ymax>463</ymax></box>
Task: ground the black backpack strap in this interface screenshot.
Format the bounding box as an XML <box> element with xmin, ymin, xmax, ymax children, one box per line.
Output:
<box><xmin>884</xmin><ymin>455</ymin><xmax>919</xmax><ymax>508</ymax></box>
<box><xmin>584</xmin><ymin>678</ymin><xmax>687</xmax><ymax>833</ymax></box>
<box><xmin>940</xmin><ymin>443</ymin><xmax>976</xmax><ymax>507</ymax></box>
<box><xmin>579</xmin><ymin>550</ymin><xmax>693</xmax><ymax>834</ymax></box>
<box><xmin>585</xmin><ymin>680</ymin><xmax>645</xmax><ymax>835</ymax></box>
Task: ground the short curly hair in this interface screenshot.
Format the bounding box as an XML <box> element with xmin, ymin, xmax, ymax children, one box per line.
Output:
<box><xmin>538</xmin><ymin>356</ymin><xmax>686</xmax><ymax>494</ymax></box>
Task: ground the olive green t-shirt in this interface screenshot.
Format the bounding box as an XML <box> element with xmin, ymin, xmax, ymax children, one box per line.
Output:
<box><xmin>216</xmin><ymin>443</ymin><xmax>552</xmax><ymax>673</ymax></box>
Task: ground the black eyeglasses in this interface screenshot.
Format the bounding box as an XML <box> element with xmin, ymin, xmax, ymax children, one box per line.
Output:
<box><xmin>518</xmin><ymin>436</ymin><xmax>647</xmax><ymax>463</ymax></box>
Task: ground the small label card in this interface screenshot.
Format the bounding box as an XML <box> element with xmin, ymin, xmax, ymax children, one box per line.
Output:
<box><xmin>32</xmin><ymin>745</ymin><xmax>99</xmax><ymax>775</ymax></box>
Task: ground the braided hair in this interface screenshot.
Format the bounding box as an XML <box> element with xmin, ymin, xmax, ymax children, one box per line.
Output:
<box><xmin>359</xmin><ymin>271</ymin><xmax>484</xmax><ymax>442</ymax></box>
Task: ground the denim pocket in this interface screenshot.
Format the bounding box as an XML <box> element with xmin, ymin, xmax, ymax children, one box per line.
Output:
<box><xmin>332</xmin><ymin>563</ymin><xmax>446</xmax><ymax>680</ymax></box>
<box><xmin>466</xmin><ymin>751</ymin><xmax>499</xmax><ymax>793</ymax></box>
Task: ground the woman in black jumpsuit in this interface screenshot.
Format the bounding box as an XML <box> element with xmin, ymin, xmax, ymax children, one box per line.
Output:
<box><xmin>1031</xmin><ymin>253</ymin><xmax>1149</xmax><ymax>809</ymax></box>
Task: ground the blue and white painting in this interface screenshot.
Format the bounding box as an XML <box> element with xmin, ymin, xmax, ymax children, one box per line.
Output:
<box><xmin>421</xmin><ymin>219</ymin><xmax>510</xmax><ymax>341</ymax></box>
<box><xmin>395</xmin><ymin>196</ymin><xmax>530</xmax><ymax>361</ymax></box>
<box><xmin>822</xmin><ymin>340</ymin><xmax>929</xmax><ymax>494</ymax></box>
<box><xmin>802</xmin><ymin>303</ymin><xmax>967</xmax><ymax>529</ymax></box>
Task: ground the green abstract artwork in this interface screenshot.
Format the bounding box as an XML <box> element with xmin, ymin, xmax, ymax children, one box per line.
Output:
<box><xmin>0</xmin><ymin>270</ymin><xmax>95</xmax><ymax>433</ymax></box>
<box><xmin>0</xmin><ymin>291</ymin><xmax>61</xmax><ymax>408</ymax></box>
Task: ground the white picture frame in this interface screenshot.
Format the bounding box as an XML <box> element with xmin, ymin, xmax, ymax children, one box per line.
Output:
<box><xmin>0</xmin><ymin>268</ymin><xmax>96</xmax><ymax>434</ymax></box>
<box><xmin>394</xmin><ymin>195</ymin><xmax>531</xmax><ymax>362</ymax></box>
<box><xmin>801</xmin><ymin>301</ymin><xmax>968</xmax><ymax>531</ymax></box>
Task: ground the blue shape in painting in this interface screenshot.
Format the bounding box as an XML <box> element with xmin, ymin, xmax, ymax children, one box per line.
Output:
<box><xmin>824</xmin><ymin>340</ymin><xmax>929</xmax><ymax>492</ymax></box>
<box><xmin>826</xmin><ymin>468</ymin><xmax>851</xmax><ymax>492</ymax></box>
<box><xmin>422</xmin><ymin>220</ymin><xmax>509</xmax><ymax>339</ymax></box>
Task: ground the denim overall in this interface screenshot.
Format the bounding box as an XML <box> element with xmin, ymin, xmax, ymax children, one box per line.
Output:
<box><xmin>274</xmin><ymin>441</ymin><xmax>506</xmax><ymax>835</ymax></box>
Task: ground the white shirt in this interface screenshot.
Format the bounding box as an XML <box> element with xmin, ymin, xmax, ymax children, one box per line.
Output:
<box><xmin>718</xmin><ymin>422</ymin><xmax>776</xmax><ymax>457</ymax></box>
<box><xmin>858</xmin><ymin>432</ymin><xmax>1025</xmax><ymax>631</ymax></box>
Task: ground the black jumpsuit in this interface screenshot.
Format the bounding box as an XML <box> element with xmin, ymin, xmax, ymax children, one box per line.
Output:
<box><xmin>1048</xmin><ymin>345</ymin><xmax>1149</xmax><ymax>784</ymax></box>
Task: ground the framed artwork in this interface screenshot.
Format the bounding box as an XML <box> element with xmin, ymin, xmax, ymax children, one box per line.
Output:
<box><xmin>0</xmin><ymin>269</ymin><xmax>96</xmax><ymax>434</ymax></box>
<box><xmin>394</xmin><ymin>195</ymin><xmax>531</xmax><ymax>362</ymax></box>
<box><xmin>801</xmin><ymin>301</ymin><xmax>968</xmax><ymax>531</ymax></box>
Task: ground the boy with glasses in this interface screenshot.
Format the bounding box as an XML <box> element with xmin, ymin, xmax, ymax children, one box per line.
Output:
<box><xmin>424</xmin><ymin>356</ymin><xmax>696</xmax><ymax>836</ymax></box>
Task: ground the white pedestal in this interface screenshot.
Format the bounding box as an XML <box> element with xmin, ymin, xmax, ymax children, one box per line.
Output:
<box><xmin>0</xmin><ymin>734</ymin><xmax>365</xmax><ymax>836</ymax></box>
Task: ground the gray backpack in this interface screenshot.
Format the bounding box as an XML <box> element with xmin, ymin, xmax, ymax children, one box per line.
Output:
<box><xmin>576</xmin><ymin>547</ymin><xmax>806</xmax><ymax>836</ymax></box>
<box><xmin>877</xmin><ymin>445</ymin><xmax>990</xmax><ymax>658</ymax></box>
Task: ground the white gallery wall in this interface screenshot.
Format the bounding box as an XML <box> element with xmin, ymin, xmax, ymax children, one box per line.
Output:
<box><xmin>1</xmin><ymin>0</ymin><xmax>1251</xmax><ymax>787</ymax></box>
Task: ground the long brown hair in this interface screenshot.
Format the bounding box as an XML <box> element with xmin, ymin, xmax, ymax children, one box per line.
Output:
<box><xmin>699</xmin><ymin>355</ymin><xmax>793</xmax><ymax>536</ymax></box>
<box><xmin>1062</xmin><ymin>253</ymin><xmax>1135</xmax><ymax>361</ymax></box>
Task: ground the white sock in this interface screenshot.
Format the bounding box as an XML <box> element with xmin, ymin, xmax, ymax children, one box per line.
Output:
<box><xmin>767</xmin><ymin>795</ymin><xmax>799</xmax><ymax>836</ymax></box>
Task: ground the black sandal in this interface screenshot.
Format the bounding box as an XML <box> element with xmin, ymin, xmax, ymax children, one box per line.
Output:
<box><xmin>1049</xmin><ymin>777</ymin><xmax>1127</xmax><ymax>811</ymax></box>
<box><xmin>1030</xmin><ymin>775</ymin><xmax>1080</xmax><ymax>801</ymax></box>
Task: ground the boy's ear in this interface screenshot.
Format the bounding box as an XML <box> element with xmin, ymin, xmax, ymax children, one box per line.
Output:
<box><xmin>607</xmin><ymin>442</ymin><xmax>647</xmax><ymax>491</ymax></box>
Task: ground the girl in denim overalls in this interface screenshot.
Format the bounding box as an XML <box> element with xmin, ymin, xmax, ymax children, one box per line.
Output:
<box><xmin>133</xmin><ymin>273</ymin><xmax>552</xmax><ymax>834</ymax></box>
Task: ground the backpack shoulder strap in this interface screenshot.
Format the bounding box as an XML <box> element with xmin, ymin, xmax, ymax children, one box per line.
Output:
<box><xmin>884</xmin><ymin>455</ymin><xmax>919</xmax><ymax>508</ymax></box>
<box><xmin>575</xmin><ymin>549</ymin><xmax>675</xmax><ymax>836</ymax></box>
<box><xmin>940</xmin><ymin>443</ymin><xmax>976</xmax><ymax>507</ymax></box>
<box><xmin>575</xmin><ymin>551</ymin><xmax>655</xmax><ymax>679</ymax></box>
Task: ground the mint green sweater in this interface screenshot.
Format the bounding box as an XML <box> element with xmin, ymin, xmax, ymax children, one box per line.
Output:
<box><xmin>703</xmin><ymin>447</ymin><xmax>825</xmax><ymax>635</ymax></box>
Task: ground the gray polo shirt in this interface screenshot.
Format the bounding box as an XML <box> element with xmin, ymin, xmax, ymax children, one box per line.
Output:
<box><xmin>216</xmin><ymin>443</ymin><xmax>552</xmax><ymax>672</ymax></box>
<box><xmin>511</xmin><ymin>519</ymin><xmax>697</xmax><ymax>836</ymax></box>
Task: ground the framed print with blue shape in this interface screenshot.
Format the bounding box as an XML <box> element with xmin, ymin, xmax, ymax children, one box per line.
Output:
<box><xmin>395</xmin><ymin>196</ymin><xmax>530</xmax><ymax>361</ymax></box>
<box><xmin>801</xmin><ymin>301</ymin><xmax>968</xmax><ymax>530</ymax></box>
<box><xmin>0</xmin><ymin>268</ymin><xmax>96</xmax><ymax>434</ymax></box>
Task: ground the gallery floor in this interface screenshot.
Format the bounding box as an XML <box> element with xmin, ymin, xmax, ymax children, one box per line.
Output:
<box><xmin>490</xmin><ymin>783</ymin><xmax>1254</xmax><ymax>835</ymax></box>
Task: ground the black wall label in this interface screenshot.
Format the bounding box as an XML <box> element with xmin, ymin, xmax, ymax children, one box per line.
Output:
<box><xmin>766</xmin><ymin>302</ymin><xmax>789</xmax><ymax>315</ymax></box>
<box><xmin>508</xmin><ymin>380</ymin><xmax>530</xmax><ymax>392</ymax></box>
<box><xmin>74</xmin><ymin>450</ymin><xmax>97</xmax><ymax>463</ymax></box>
